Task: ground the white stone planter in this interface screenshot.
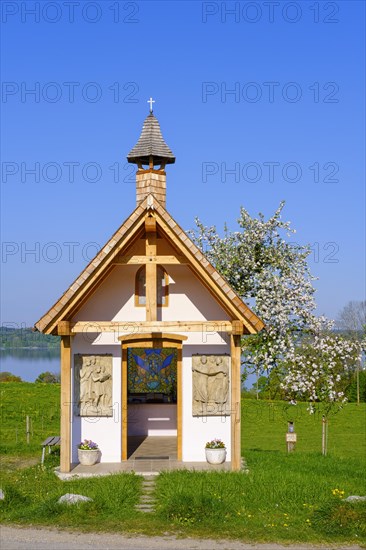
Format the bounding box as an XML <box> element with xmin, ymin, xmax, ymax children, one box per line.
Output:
<box><xmin>77</xmin><ymin>449</ymin><xmax>100</xmax><ymax>466</ymax></box>
<box><xmin>205</xmin><ymin>447</ymin><xmax>227</xmax><ymax>465</ymax></box>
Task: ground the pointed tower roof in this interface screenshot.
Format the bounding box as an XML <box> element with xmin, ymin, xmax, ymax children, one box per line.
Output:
<box><xmin>127</xmin><ymin>112</ymin><xmax>175</xmax><ymax>166</ymax></box>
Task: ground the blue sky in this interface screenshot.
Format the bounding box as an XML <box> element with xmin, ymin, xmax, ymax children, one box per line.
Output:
<box><xmin>1</xmin><ymin>0</ymin><xmax>365</xmax><ymax>327</ymax></box>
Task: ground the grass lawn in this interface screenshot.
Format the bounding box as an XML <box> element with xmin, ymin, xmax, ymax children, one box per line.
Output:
<box><xmin>241</xmin><ymin>399</ymin><xmax>366</xmax><ymax>459</ymax></box>
<box><xmin>0</xmin><ymin>383</ymin><xmax>365</xmax><ymax>544</ymax></box>
<box><xmin>0</xmin><ymin>382</ymin><xmax>60</xmax><ymax>459</ymax></box>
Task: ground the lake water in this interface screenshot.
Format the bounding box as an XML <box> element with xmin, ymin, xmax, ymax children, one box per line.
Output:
<box><xmin>0</xmin><ymin>349</ymin><xmax>60</xmax><ymax>382</ymax></box>
<box><xmin>0</xmin><ymin>349</ymin><xmax>259</xmax><ymax>387</ymax></box>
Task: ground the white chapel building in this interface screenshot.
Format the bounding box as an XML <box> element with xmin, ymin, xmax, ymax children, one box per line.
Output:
<box><xmin>35</xmin><ymin>108</ymin><xmax>263</xmax><ymax>473</ymax></box>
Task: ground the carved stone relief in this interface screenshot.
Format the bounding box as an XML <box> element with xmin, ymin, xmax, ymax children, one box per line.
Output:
<box><xmin>192</xmin><ymin>354</ymin><xmax>230</xmax><ymax>416</ymax></box>
<box><xmin>74</xmin><ymin>354</ymin><xmax>113</xmax><ymax>417</ymax></box>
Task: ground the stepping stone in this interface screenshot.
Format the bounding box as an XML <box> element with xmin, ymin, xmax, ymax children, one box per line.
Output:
<box><xmin>136</xmin><ymin>503</ymin><xmax>154</xmax><ymax>511</ymax></box>
<box><xmin>58</xmin><ymin>493</ymin><xmax>93</xmax><ymax>505</ymax></box>
<box><xmin>343</xmin><ymin>495</ymin><xmax>366</xmax><ymax>502</ymax></box>
<box><xmin>136</xmin><ymin>475</ymin><xmax>157</xmax><ymax>512</ymax></box>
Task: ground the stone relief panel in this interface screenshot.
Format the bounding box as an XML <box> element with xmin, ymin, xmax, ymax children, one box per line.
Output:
<box><xmin>192</xmin><ymin>354</ymin><xmax>230</xmax><ymax>416</ymax></box>
<box><xmin>74</xmin><ymin>354</ymin><xmax>113</xmax><ymax>417</ymax></box>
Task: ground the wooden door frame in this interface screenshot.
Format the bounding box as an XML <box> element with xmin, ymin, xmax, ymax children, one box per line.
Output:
<box><xmin>119</xmin><ymin>333</ymin><xmax>187</xmax><ymax>461</ymax></box>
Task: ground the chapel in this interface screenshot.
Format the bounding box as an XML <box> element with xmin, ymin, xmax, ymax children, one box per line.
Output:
<box><xmin>35</xmin><ymin>105</ymin><xmax>264</xmax><ymax>473</ymax></box>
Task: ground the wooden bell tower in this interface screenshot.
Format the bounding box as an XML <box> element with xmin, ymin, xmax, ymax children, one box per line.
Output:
<box><xmin>127</xmin><ymin>100</ymin><xmax>175</xmax><ymax>208</ymax></box>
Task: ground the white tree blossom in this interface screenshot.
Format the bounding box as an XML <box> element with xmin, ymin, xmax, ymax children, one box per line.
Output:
<box><xmin>280</xmin><ymin>334</ymin><xmax>362</xmax><ymax>415</ymax></box>
<box><xmin>190</xmin><ymin>202</ymin><xmax>362</xmax><ymax>413</ymax></box>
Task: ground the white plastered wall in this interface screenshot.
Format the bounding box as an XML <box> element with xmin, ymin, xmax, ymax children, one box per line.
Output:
<box><xmin>70</xmin><ymin>262</ymin><xmax>234</xmax><ymax>462</ymax></box>
<box><xmin>71</xmin><ymin>334</ymin><xmax>121</xmax><ymax>463</ymax></box>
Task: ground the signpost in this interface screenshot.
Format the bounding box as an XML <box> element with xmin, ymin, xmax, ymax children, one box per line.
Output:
<box><xmin>286</xmin><ymin>421</ymin><xmax>297</xmax><ymax>452</ymax></box>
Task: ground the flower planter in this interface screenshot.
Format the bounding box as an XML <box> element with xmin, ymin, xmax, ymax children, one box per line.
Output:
<box><xmin>78</xmin><ymin>448</ymin><xmax>99</xmax><ymax>466</ymax></box>
<box><xmin>205</xmin><ymin>447</ymin><xmax>227</xmax><ymax>465</ymax></box>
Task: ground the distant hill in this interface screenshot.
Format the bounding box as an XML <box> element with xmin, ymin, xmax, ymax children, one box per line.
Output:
<box><xmin>0</xmin><ymin>327</ymin><xmax>60</xmax><ymax>350</ymax></box>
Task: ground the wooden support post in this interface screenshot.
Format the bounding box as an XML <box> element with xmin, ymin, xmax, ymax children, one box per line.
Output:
<box><xmin>145</xmin><ymin>218</ymin><xmax>157</xmax><ymax>322</ymax></box>
<box><xmin>26</xmin><ymin>415</ymin><xmax>30</xmax><ymax>444</ymax></box>
<box><xmin>60</xmin><ymin>335</ymin><xmax>72</xmax><ymax>472</ymax></box>
<box><xmin>177</xmin><ymin>346</ymin><xmax>183</xmax><ymax>461</ymax></box>
<box><xmin>146</xmin><ymin>262</ymin><xmax>157</xmax><ymax>321</ymax></box>
<box><xmin>231</xmin><ymin>334</ymin><xmax>242</xmax><ymax>471</ymax></box>
<box><xmin>121</xmin><ymin>348</ymin><xmax>128</xmax><ymax>461</ymax></box>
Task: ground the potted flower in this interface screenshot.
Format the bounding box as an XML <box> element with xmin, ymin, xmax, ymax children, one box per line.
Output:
<box><xmin>205</xmin><ymin>438</ymin><xmax>226</xmax><ymax>464</ymax></box>
<box><xmin>77</xmin><ymin>439</ymin><xmax>100</xmax><ymax>466</ymax></box>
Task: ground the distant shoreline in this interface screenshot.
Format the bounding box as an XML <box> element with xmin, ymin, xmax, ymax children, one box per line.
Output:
<box><xmin>0</xmin><ymin>347</ymin><xmax>59</xmax><ymax>351</ymax></box>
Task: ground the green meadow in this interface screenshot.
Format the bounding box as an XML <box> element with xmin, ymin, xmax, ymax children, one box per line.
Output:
<box><xmin>0</xmin><ymin>382</ymin><xmax>60</xmax><ymax>464</ymax></box>
<box><xmin>0</xmin><ymin>382</ymin><xmax>365</xmax><ymax>544</ymax></box>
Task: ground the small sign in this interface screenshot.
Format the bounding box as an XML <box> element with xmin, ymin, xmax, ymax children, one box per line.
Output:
<box><xmin>286</xmin><ymin>433</ymin><xmax>297</xmax><ymax>443</ymax></box>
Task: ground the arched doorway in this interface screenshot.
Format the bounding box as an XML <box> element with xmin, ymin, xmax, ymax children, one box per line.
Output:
<box><xmin>119</xmin><ymin>333</ymin><xmax>187</xmax><ymax>461</ymax></box>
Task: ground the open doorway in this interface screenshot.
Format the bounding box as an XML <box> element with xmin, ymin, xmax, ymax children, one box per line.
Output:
<box><xmin>120</xmin><ymin>334</ymin><xmax>185</xmax><ymax>461</ymax></box>
<box><xmin>127</xmin><ymin>347</ymin><xmax>177</xmax><ymax>459</ymax></box>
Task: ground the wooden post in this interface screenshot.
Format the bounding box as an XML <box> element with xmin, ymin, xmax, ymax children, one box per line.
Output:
<box><xmin>146</xmin><ymin>262</ymin><xmax>157</xmax><ymax>321</ymax></box>
<box><xmin>145</xmin><ymin>217</ymin><xmax>157</xmax><ymax>322</ymax></box>
<box><xmin>231</xmin><ymin>334</ymin><xmax>242</xmax><ymax>471</ymax></box>
<box><xmin>121</xmin><ymin>347</ymin><xmax>128</xmax><ymax>461</ymax></box>
<box><xmin>26</xmin><ymin>416</ymin><xmax>30</xmax><ymax>444</ymax></box>
<box><xmin>322</xmin><ymin>415</ymin><xmax>328</xmax><ymax>456</ymax></box>
<box><xmin>177</xmin><ymin>346</ymin><xmax>183</xmax><ymax>461</ymax></box>
<box><xmin>60</xmin><ymin>335</ymin><xmax>72</xmax><ymax>472</ymax></box>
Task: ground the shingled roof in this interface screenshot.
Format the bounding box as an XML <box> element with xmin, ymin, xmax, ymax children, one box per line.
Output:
<box><xmin>127</xmin><ymin>113</ymin><xmax>175</xmax><ymax>166</ymax></box>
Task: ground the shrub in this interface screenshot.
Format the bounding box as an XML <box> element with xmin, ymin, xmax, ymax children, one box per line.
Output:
<box><xmin>0</xmin><ymin>372</ymin><xmax>22</xmax><ymax>383</ymax></box>
<box><xmin>35</xmin><ymin>372</ymin><xmax>60</xmax><ymax>384</ymax></box>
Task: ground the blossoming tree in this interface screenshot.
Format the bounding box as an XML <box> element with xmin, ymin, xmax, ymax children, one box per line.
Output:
<box><xmin>281</xmin><ymin>334</ymin><xmax>361</xmax><ymax>454</ymax></box>
<box><xmin>190</xmin><ymin>202</ymin><xmax>363</xmax><ymax>454</ymax></box>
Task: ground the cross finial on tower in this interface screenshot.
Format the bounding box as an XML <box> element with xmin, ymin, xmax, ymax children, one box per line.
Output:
<box><xmin>147</xmin><ymin>97</ymin><xmax>155</xmax><ymax>113</ymax></box>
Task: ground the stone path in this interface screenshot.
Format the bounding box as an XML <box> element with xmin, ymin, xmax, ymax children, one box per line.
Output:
<box><xmin>135</xmin><ymin>474</ymin><xmax>156</xmax><ymax>513</ymax></box>
<box><xmin>0</xmin><ymin>526</ymin><xmax>362</xmax><ymax>550</ymax></box>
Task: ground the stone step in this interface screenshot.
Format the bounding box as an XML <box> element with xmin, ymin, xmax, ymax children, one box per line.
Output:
<box><xmin>138</xmin><ymin>474</ymin><xmax>156</xmax><ymax>512</ymax></box>
<box><xmin>135</xmin><ymin>505</ymin><xmax>154</xmax><ymax>513</ymax></box>
<box><xmin>141</xmin><ymin>496</ymin><xmax>155</xmax><ymax>502</ymax></box>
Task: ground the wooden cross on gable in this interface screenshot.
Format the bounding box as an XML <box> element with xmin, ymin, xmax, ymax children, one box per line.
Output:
<box><xmin>147</xmin><ymin>97</ymin><xmax>155</xmax><ymax>113</ymax></box>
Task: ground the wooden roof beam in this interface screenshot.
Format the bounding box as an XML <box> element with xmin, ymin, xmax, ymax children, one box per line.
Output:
<box><xmin>113</xmin><ymin>254</ymin><xmax>187</xmax><ymax>265</ymax></box>
<box><xmin>70</xmin><ymin>320</ymin><xmax>243</xmax><ymax>334</ymax></box>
